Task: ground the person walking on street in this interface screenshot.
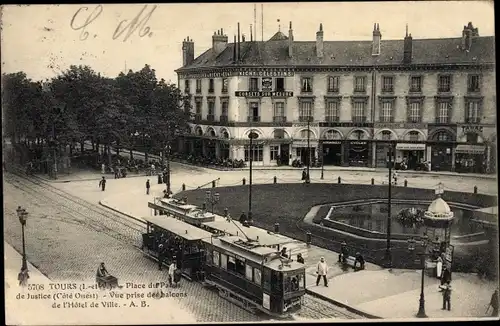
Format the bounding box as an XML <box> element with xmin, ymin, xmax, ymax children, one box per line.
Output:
<box><xmin>441</xmin><ymin>281</ymin><xmax>452</xmax><ymax>311</ymax></box>
<box><xmin>339</xmin><ymin>241</ymin><xmax>348</xmax><ymax>263</ymax></box>
<box><xmin>168</xmin><ymin>259</ymin><xmax>176</xmax><ymax>286</ymax></box>
<box><xmin>354</xmin><ymin>252</ymin><xmax>365</xmax><ymax>270</ymax></box>
<box><xmin>440</xmin><ymin>266</ymin><xmax>451</xmax><ymax>288</ymax></box>
<box><xmin>316</xmin><ymin>257</ymin><xmax>329</xmax><ymax>287</ymax></box>
<box><xmin>146</xmin><ymin>179</ymin><xmax>150</xmax><ymax>195</ymax></box>
<box><xmin>488</xmin><ymin>288</ymin><xmax>499</xmax><ymax>317</ymax></box>
<box><xmin>157</xmin><ymin>243</ymin><xmax>165</xmax><ymax>271</ymax></box>
<box><xmin>99</xmin><ymin>176</ymin><xmax>106</xmax><ymax>191</ymax></box>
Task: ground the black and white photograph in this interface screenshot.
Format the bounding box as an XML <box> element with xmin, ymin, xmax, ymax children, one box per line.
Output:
<box><xmin>2</xmin><ymin>1</ymin><xmax>498</xmax><ymax>324</ymax></box>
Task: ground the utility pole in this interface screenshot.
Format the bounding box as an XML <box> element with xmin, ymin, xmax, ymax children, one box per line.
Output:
<box><xmin>385</xmin><ymin>142</ymin><xmax>393</xmax><ymax>268</ymax></box>
<box><xmin>306</xmin><ymin>116</ymin><xmax>311</xmax><ymax>183</ymax></box>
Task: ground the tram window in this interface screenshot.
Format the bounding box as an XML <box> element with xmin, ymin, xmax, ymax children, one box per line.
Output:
<box><xmin>213</xmin><ymin>251</ymin><xmax>220</xmax><ymax>267</ymax></box>
<box><xmin>220</xmin><ymin>253</ymin><xmax>227</xmax><ymax>269</ymax></box>
<box><xmin>227</xmin><ymin>256</ymin><xmax>236</xmax><ymax>272</ymax></box>
<box><xmin>298</xmin><ymin>274</ymin><xmax>305</xmax><ymax>289</ymax></box>
<box><xmin>245</xmin><ymin>264</ymin><xmax>253</xmax><ymax>281</ymax></box>
<box><xmin>206</xmin><ymin>250</ymin><xmax>212</xmax><ymax>264</ymax></box>
<box><xmin>235</xmin><ymin>259</ymin><xmax>246</xmax><ymax>276</ymax></box>
<box><xmin>254</xmin><ymin>268</ymin><xmax>262</xmax><ymax>285</ymax></box>
<box><xmin>262</xmin><ymin>268</ymin><xmax>271</xmax><ymax>291</ymax></box>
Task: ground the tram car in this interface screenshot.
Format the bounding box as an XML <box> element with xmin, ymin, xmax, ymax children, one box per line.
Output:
<box><xmin>140</xmin><ymin>214</ymin><xmax>307</xmax><ymax>317</ymax></box>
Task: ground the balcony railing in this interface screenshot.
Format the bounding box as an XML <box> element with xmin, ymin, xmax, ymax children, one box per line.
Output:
<box><xmin>407</xmin><ymin>117</ymin><xmax>422</xmax><ymax>123</ymax></box>
<box><xmin>208</xmin><ymin>88</ymin><xmax>214</xmax><ymax>93</ymax></box>
<box><xmin>273</xmin><ymin>116</ymin><xmax>287</xmax><ymax>123</ymax></box>
<box><xmin>352</xmin><ymin>116</ymin><xmax>367</xmax><ymax>123</ymax></box>
<box><xmin>207</xmin><ymin>114</ymin><xmax>215</xmax><ymax>122</ymax></box>
<box><xmin>438</xmin><ymin>87</ymin><xmax>451</xmax><ymax>93</ymax></box>
<box><xmin>382</xmin><ymin>87</ymin><xmax>394</xmax><ymax>93</ymax></box>
<box><xmin>327</xmin><ymin>88</ymin><xmax>339</xmax><ymax>93</ymax></box>
<box><xmin>435</xmin><ymin>117</ymin><xmax>450</xmax><ymax>124</ymax></box>
<box><xmin>221</xmin><ymin>87</ymin><xmax>228</xmax><ymax>93</ymax></box>
<box><xmin>247</xmin><ymin>116</ymin><xmax>261</xmax><ymax>122</ymax></box>
<box><xmin>379</xmin><ymin>116</ymin><xmax>394</xmax><ymax>123</ymax></box>
<box><xmin>220</xmin><ymin>115</ymin><xmax>228</xmax><ymax>123</ymax></box>
<box><xmin>298</xmin><ymin>116</ymin><xmax>314</xmax><ymax>122</ymax></box>
<box><xmin>465</xmin><ymin>118</ymin><xmax>481</xmax><ymax>124</ymax></box>
<box><xmin>325</xmin><ymin>116</ymin><xmax>340</xmax><ymax>122</ymax></box>
<box><xmin>409</xmin><ymin>87</ymin><xmax>422</xmax><ymax>93</ymax></box>
<box><xmin>184</xmin><ymin>88</ymin><xmax>190</xmax><ymax>94</ymax></box>
<box><xmin>467</xmin><ymin>87</ymin><xmax>480</xmax><ymax>93</ymax></box>
<box><xmin>354</xmin><ymin>87</ymin><xmax>366</xmax><ymax>93</ymax></box>
<box><xmin>196</xmin><ymin>88</ymin><xmax>202</xmax><ymax>94</ymax></box>
<box><xmin>194</xmin><ymin>114</ymin><xmax>202</xmax><ymax>122</ymax></box>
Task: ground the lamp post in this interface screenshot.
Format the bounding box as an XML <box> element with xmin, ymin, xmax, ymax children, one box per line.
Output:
<box><xmin>320</xmin><ymin>144</ymin><xmax>324</xmax><ymax>180</ymax></box>
<box><xmin>16</xmin><ymin>206</ymin><xmax>29</xmax><ymax>285</ymax></box>
<box><xmin>385</xmin><ymin>142</ymin><xmax>394</xmax><ymax>268</ymax></box>
<box><xmin>414</xmin><ymin>234</ymin><xmax>429</xmax><ymax>318</ymax></box>
<box><xmin>165</xmin><ymin>143</ymin><xmax>171</xmax><ymax>196</ymax></box>
<box><xmin>306</xmin><ymin>116</ymin><xmax>311</xmax><ymax>183</ymax></box>
<box><xmin>205</xmin><ymin>191</ymin><xmax>220</xmax><ymax>214</ymax></box>
<box><xmin>248</xmin><ymin>131</ymin><xmax>259</xmax><ymax>222</ymax></box>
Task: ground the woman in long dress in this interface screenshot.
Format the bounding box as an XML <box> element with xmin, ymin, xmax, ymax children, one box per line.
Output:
<box><xmin>436</xmin><ymin>256</ymin><xmax>443</xmax><ymax>280</ymax></box>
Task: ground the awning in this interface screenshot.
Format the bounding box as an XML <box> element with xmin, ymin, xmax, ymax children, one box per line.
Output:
<box><xmin>396</xmin><ymin>143</ymin><xmax>426</xmax><ymax>151</ymax></box>
<box><xmin>455</xmin><ymin>144</ymin><xmax>485</xmax><ymax>154</ymax></box>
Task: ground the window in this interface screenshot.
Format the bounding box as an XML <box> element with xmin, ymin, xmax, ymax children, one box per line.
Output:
<box><xmin>327</xmin><ymin>76</ymin><xmax>339</xmax><ymax>92</ymax></box>
<box><xmin>438</xmin><ymin>75</ymin><xmax>451</xmax><ymax>92</ymax></box>
<box><xmin>195</xmin><ymin>101</ymin><xmax>202</xmax><ymax>114</ymax></box>
<box><xmin>380</xmin><ymin>101</ymin><xmax>393</xmax><ymax>122</ymax></box>
<box><xmin>352</xmin><ymin>101</ymin><xmax>366</xmax><ymax>122</ymax></box>
<box><xmin>222</xmin><ymin>130</ymin><xmax>229</xmax><ymax>139</ymax></box>
<box><xmin>408</xmin><ymin>102</ymin><xmax>421</xmax><ymax>123</ymax></box>
<box><xmin>466</xmin><ymin>100</ymin><xmax>481</xmax><ymax>123</ymax></box>
<box><xmin>436</xmin><ymin>101</ymin><xmax>451</xmax><ymax>124</ymax></box>
<box><xmin>227</xmin><ymin>255</ymin><xmax>236</xmax><ymax>271</ymax></box>
<box><xmin>244</xmin><ymin>144</ymin><xmax>263</xmax><ymax>162</ymax></box>
<box><xmin>249</xmin><ymin>78</ymin><xmax>259</xmax><ymax>91</ymax></box>
<box><xmin>270</xmin><ymin>145</ymin><xmax>279</xmax><ymax>161</ymax></box>
<box><xmin>436</xmin><ymin>131</ymin><xmax>449</xmax><ymax>141</ymax></box>
<box><xmin>300</xmin><ymin>129</ymin><xmax>313</xmax><ymax>139</ymax></box>
<box><xmin>248</xmin><ymin>102</ymin><xmax>260</xmax><ymax>122</ymax></box>
<box><xmin>262</xmin><ymin>268</ymin><xmax>271</xmax><ymax>291</ymax></box>
<box><xmin>235</xmin><ymin>258</ymin><xmax>246</xmax><ymax>275</ymax></box>
<box><xmin>382</xmin><ymin>76</ymin><xmax>394</xmax><ymax>93</ymax></box>
<box><xmin>220</xmin><ymin>253</ymin><xmax>227</xmax><ymax>269</ymax></box>
<box><xmin>409</xmin><ymin>131</ymin><xmax>419</xmax><ymax>141</ymax></box>
<box><xmin>273</xmin><ymin>129</ymin><xmax>285</xmax><ymax>139</ymax></box>
<box><xmin>354</xmin><ymin>76</ymin><xmax>366</xmax><ymax>92</ymax></box>
<box><xmin>325</xmin><ymin>130</ymin><xmax>341</xmax><ymax>140</ymax></box>
<box><xmin>410</xmin><ymin>76</ymin><xmax>422</xmax><ymax>92</ymax></box>
<box><xmin>184</xmin><ymin>80</ymin><xmax>190</xmax><ymax>93</ymax></box>
<box><xmin>273</xmin><ymin>102</ymin><xmax>285</xmax><ymax>122</ymax></box>
<box><xmin>301</xmin><ymin>77</ymin><xmax>312</xmax><ymax>92</ymax></box>
<box><xmin>381</xmin><ymin>131</ymin><xmax>391</xmax><ymax>140</ymax></box>
<box><xmin>208</xmin><ymin>101</ymin><xmax>215</xmax><ymax>115</ymax></box>
<box><xmin>299</xmin><ymin>101</ymin><xmax>313</xmax><ymax>121</ymax></box>
<box><xmin>325</xmin><ymin>101</ymin><xmax>339</xmax><ymax>122</ymax></box>
<box><xmin>353</xmin><ymin>130</ymin><xmax>364</xmax><ymax>140</ymax></box>
<box><xmin>245</xmin><ymin>264</ymin><xmax>253</xmax><ymax>281</ymax></box>
<box><xmin>196</xmin><ymin>79</ymin><xmax>202</xmax><ymax>93</ymax></box>
<box><xmin>208</xmin><ymin>79</ymin><xmax>215</xmax><ymax>93</ymax></box>
<box><xmin>253</xmin><ymin>268</ymin><xmax>262</xmax><ymax>285</ymax></box>
<box><xmin>221</xmin><ymin>78</ymin><xmax>228</xmax><ymax>93</ymax></box>
<box><xmin>466</xmin><ymin>132</ymin><xmax>478</xmax><ymax>143</ymax></box>
<box><xmin>213</xmin><ymin>251</ymin><xmax>220</xmax><ymax>267</ymax></box>
<box><xmin>275</xmin><ymin>78</ymin><xmax>285</xmax><ymax>91</ymax></box>
<box><xmin>467</xmin><ymin>75</ymin><xmax>480</xmax><ymax>92</ymax></box>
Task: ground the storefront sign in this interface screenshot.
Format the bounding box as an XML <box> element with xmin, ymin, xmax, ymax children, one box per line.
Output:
<box><xmin>455</xmin><ymin>144</ymin><xmax>485</xmax><ymax>154</ymax></box>
<box><xmin>395</xmin><ymin>143</ymin><xmax>426</xmax><ymax>151</ymax></box>
<box><xmin>374</xmin><ymin>123</ymin><xmax>428</xmax><ymax>129</ymax></box>
<box><xmin>235</xmin><ymin>91</ymin><xmax>293</xmax><ymax>97</ymax></box>
<box><xmin>461</xmin><ymin>125</ymin><xmax>483</xmax><ymax>133</ymax></box>
<box><xmin>292</xmin><ymin>123</ymin><xmax>319</xmax><ymax>128</ymax></box>
<box><xmin>351</xmin><ymin>141</ymin><xmax>367</xmax><ymax>145</ymax></box>
<box><xmin>323</xmin><ymin>141</ymin><xmax>342</xmax><ymax>145</ymax></box>
<box><xmin>239</xmin><ymin>69</ymin><xmax>294</xmax><ymax>77</ymax></box>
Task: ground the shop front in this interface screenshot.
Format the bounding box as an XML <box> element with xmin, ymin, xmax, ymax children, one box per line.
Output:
<box><xmin>454</xmin><ymin>144</ymin><xmax>486</xmax><ymax>173</ymax></box>
<box><xmin>292</xmin><ymin>141</ymin><xmax>318</xmax><ymax>166</ymax></box>
<box><xmin>395</xmin><ymin>143</ymin><xmax>426</xmax><ymax>170</ymax></box>
<box><xmin>428</xmin><ymin>128</ymin><xmax>456</xmax><ymax>172</ymax></box>
<box><xmin>321</xmin><ymin>141</ymin><xmax>343</xmax><ymax>166</ymax></box>
<box><xmin>346</xmin><ymin>141</ymin><xmax>370</xmax><ymax>167</ymax></box>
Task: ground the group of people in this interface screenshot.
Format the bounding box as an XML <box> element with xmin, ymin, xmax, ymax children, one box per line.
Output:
<box><xmin>338</xmin><ymin>241</ymin><xmax>366</xmax><ymax>271</ymax></box>
<box><xmin>155</xmin><ymin>233</ymin><xmax>183</xmax><ymax>287</ymax></box>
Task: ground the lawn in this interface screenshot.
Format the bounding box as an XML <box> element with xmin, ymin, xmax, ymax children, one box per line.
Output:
<box><xmin>176</xmin><ymin>183</ymin><xmax>496</xmax><ymax>271</ymax></box>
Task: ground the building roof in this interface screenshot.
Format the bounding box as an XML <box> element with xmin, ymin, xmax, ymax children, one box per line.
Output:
<box><xmin>177</xmin><ymin>36</ymin><xmax>495</xmax><ymax>71</ymax></box>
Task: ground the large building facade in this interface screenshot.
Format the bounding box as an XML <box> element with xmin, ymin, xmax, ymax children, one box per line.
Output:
<box><xmin>175</xmin><ymin>22</ymin><xmax>496</xmax><ymax>173</ymax></box>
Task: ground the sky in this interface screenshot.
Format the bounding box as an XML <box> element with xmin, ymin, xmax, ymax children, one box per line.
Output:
<box><xmin>1</xmin><ymin>1</ymin><xmax>495</xmax><ymax>85</ymax></box>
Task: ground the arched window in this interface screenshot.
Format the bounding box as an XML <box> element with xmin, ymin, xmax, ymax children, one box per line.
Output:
<box><xmin>353</xmin><ymin>130</ymin><xmax>365</xmax><ymax>140</ymax></box>
<box><xmin>381</xmin><ymin>131</ymin><xmax>391</xmax><ymax>140</ymax></box>
<box><xmin>409</xmin><ymin>131</ymin><xmax>419</xmax><ymax>141</ymax></box>
<box><xmin>207</xmin><ymin>128</ymin><xmax>216</xmax><ymax>137</ymax></box>
<box><xmin>195</xmin><ymin>127</ymin><xmax>203</xmax><ymax>136</ymax></box>
<box><xmin>222</xmin><ymin>130</ymin><xmax>229</xmax><ymax>139</ymax></box>
<box><xmin>325</xmin><ymin>130</ymin><xmax>342</xmax><ymax>140</ymax></box>
<box><xmin>436</xmin><ymin>131</ymin><xmax>449</xmax><ymax>141</ymax></box>
<box><xmin>300</xmin><ymin>129</ymin><xmax>313</xmax><ymax>139</ymax></box>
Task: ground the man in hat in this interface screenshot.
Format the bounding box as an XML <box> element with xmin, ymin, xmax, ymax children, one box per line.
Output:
<box><xmin>441</xmin><ymin>281</ymin><xmax>452</xmax><ymax>311</ymax></box>
<box><xmin>99</xmin><ymin>176</ymin><xmax>107</xmax><ymax>191</ymax></box>
<box><xmin>489</xmin><ymin>288</ymin><xmax>499</xmax><ymax>317</ymax></box>
<box><xmin>239</xmin><ymin>211</ymin><xmax>247</xmax><ymax>224</ymax></box>
<box><xmin>316</xmin><ymin>257</ymin><xmax>329</xmax><ymax>287</ymax></box>
<box><xmin>339</xmin><ymin>241</ymin><xmax>349</xmax><ymax>264</ymax></box>
<box><xmin>146</xmin><ymin>179</ymin><xmax>151</xmax><ymax>195</ymax></box>
<box><xmin>157</xmin><ymin>243</ymin><xmax>165</xmax><ymax>270</ymax></box>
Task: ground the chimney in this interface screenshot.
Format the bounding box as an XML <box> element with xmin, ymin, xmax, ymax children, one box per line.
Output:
<box><xmin>182</xmin><ymin>36</ymin><xmax>195</xmax><ymax>66</ymax></box>
<box><xmin>372</xmin><ymin>23</ymin><xmax>381</xmax><ymax>56</ymax></box>
<box><xmin>237</xmin><ymin>22</ymin><xmax>241</xmax><ymax>62</ymax></box>
<box><xmin>212</xmin><ymin>28</ymin><xmax>228</xmax><ymax>55</ymax></box>
<box><xmin>316</xmin><ymin>23</ymin><xmax>324</xmax><ymax>59</ymax></box>
<box><xmin>288</xmin><ymin>21</ymin><xmax>293</xmax><ymax>58</ymax></box>
<box><xmin>462</xmin><ymin>22</ymin><xmax>477</xmax><ymax>51</ymax></box>
<box><xmin>250</xmin><ymin>24</ymin><xmax>253</xmax><ymax>42</ymax></box>
<box><xmin>403</xmin><ymin>24</ymin><xmax>413</xmax><ymax>64</ymax></box>
<box><xmin>233</xmin><ymin>35</ymin><xmax>237</xmax><ymax>63</ymax></box>
<box><xmin>242</xmin><ymin>34</ymin><xmax>246</xmax><ymax>42</ymax></box>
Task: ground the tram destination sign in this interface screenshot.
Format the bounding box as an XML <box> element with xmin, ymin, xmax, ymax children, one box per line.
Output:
<box><xmin>235</xmin><ymin>91</ymin><xmax>294</xmax><ymax>97</ymax></box>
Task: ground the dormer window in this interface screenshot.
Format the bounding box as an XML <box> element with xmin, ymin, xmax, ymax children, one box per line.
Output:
<box><xmin>184</xmin><ymin>80</ymin><xmax>190</xmax><ymax>94</ymax></box>
<box><xmin>208</xmin><ymin>79</ymin><xmax>215</xmax><ymax>93</ymax></box>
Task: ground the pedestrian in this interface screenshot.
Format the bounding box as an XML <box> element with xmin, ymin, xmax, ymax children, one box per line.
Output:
<box><xmin>99</xmin><ymin>176</ymin><xmax>106</xmax><ymax>191</ymax></box>
<box><xmin>280</xmin><ymin>247</ymin><xmax>288</xmax><ymax>258</ymax></box>
<box><xmin>316</xmin><ymin>257</ymin><xmax>329</xmax><ymax>287</ymax></box>
<box><xmin>440</xmin><ymin>266</ymin><xmax>451</xmax><ymax>288</ymax></box>
<box><xmin>301</xmin><ymin>169</ymin><xmax>308</xmax><ymax>183</ymax></box>
<box><xmin>158</xmin><ymin>243</ymin><xmax>165</xmax><ymax>271</ymax></box>
<box><xmin>393</xmin><ymin>171</ymin><xmax>398</xmax><ymax>185</ymax></box>
<box><xmin>146</xmin><ymin>179</ymin><xmax>150</xmax><ymax>195</ymax></box>
<box><xmin>168</xmin><ymin>259</ymin><xmax>176</xmax><ymax>286</ymax></box>
<box><xmin>239</xmin><ymin>211</ymin><xmax>247</xmax><ymax>224</ymax></box>
<box><xmin>339</xmin><ymin>241</ymin><xmax>348</xmax><ymax>263</ymax></box>
<box><xmin>488</xmin><ymin>288</ymin><xmax>499</xmax><ymax>316</ymax></box>
<box><xmin>354</xmin><ymin>252</ymin><xmax>365</xmax><ymax>270</ymax></box>
<box><xmin>440</xmin><ymin>281</ymin><xmax>452</xmax><ymax>311</ymax></box>
<box><xmin>297</xmin><ymin>253</ymin><xmax>305</xmax><ymax>264</ymax></box>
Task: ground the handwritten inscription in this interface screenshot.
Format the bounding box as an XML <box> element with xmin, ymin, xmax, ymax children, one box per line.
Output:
<box><xmin>70</xmin><ymin>5</ymin><xmax>156</xmax><ymax>42</ymax></box>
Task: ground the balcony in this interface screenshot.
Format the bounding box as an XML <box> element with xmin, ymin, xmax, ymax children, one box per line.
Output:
<box><xmin>194</xmin><ymin>114</ymin><xmax>202</xmax><ymax>122</ymax></box>
<box><xmin>247</xmin><ymin>116</ymin><xmax>261</xmax><ymax>122</ymax></box>
<box><xmin>407</xmin><ymin>118</ymin><xmax>422</xmax><ymax>123</ymax></box>
<box><xmin>196</xmin><ymin>88</ymin><xmax>201</xmax><ymax>94</ymax></box>
<box><xmin>379</xmin><ymin>116</ymin><xmax>394</xmax><ymax>123</ymax></box>
<box><xmin>438</xmin><ymin>87</ymin><xmax>451</xmax><ymax>93</ymax></box>
<box><xmin>327</xmin><ymin>88</ymin><xmax>339</xmax><ymax>93</ymax></box>
<box><xmin>354</xmin><ymin>87</ymin><xmax>366</xmax><ymax>93</ymax></box>
<box><xmin>325</xmin><ymin>116</ymin><xmax>339</xmax><ymax>122</ymax></box>
<box><xmin>220</xmin><ymin>115</ymin><xmax>228</xmax><ymax>123</ymax></box>
<box><xmin>467</xmin><ymin>87</ymin><xmax>481</xmax><ymax>93</ymax></box>
<box><xmin>435</xmin><ymin>117</ymin><xmax>450</xmax><ymax>124</ymax></box>
<box><xmin>184</xmin><ymin>88</ymin><xmax>190</xmax><ymax>94</ymax></box>
<box><xmin>382</xmin><ymin>87</ymin><xmax>394</xmax><ymax>93</ymax></box>
<box><xmin>465</xmin><ymin>118</ymin><xmax>481</xmax><ymax>124</ymax></box>
<box><xmin>208</xmin><ymin>88</ymin><xmax>214</xmax><ymax>93</ymax></box>
<box><xmin>273</xmin><ymin>116</ymin><xmax>287</xmax><ymax>123</ymax></box>
<box><xmin>298</xmin><ymin>116</ymin><xmax>313</xmax><ymax>122</ymax></box>
<box><xmin>221</xmin><ymin>87</ymin><xmax>228</xmax><ymax>94</ymax></box>
<box><xmin>352</xmin><ymin>116</ymin><xmax>367</xmax><ymax>123</ymax></box>
<box><xmin>207</xmin><ymin>114</ymin><xmax>215</xmax><ymax>122</ymax></box>
<box><xmin>409</xmin><ymin>87</ymin><xmax>422</xmax><ymax>93</ymax></box>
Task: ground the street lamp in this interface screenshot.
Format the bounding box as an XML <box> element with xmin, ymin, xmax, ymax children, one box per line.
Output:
<box><xmin>385</xmin><ymin>142</ymin><xmax>394</xmax><ymax>268</ymax></box>
<box><xmin>248</xmin><ymin>131</ymin><xmax>259</xmax><ymax>222</ymax></box>
<box><xmin>16</xmin><ymin>206</ymin><xmax>29</xmax><ymax>286</ymax></box>
<box><xmin>205</xmin><ymin>190</ymin><xmax>220</xmax><ymax>214</ymax></box>
<box><xmin>413</xmin><ymin>233</ymin><xmax>429</xmax><ymax>318</ymax></box>
<box><xmin>165</xmin><ymin>143</ymin><xmax>172</xmax><ymax>197</ymax></box>
<box><xmin>306</xmin><ymin>116</ymin><xmax>311</xmax><ymax>183</ymax></box>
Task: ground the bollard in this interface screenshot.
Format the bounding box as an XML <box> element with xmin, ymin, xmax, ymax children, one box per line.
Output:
<box><xmin>306</xmin><ymin>231</ymin><xmax>312</xmax><ymax>245</ymax></box>
<box><xmin>242</xmin><ymin>178</ymin><xmax>246</xmax><ymax>185</ymax></box>
<box><xmin>273</xmin><ymin>176</ymin><xmax>277</xmax><ymax>184</ymax></box>
<box><xmin>182</xmin><ymin>183</ymin><xmax>186</xmax><ymax>191</ymax></box>
<box><xmin>338</xmin><ymin>176</ymin><xmax>341</xmax><ymax>184</ymax></box>
<box><xmin>371</xmin><ymin>178</ymin><xmax>374</xmax><ymax>185</ymax></box>
<box><xmin>274</xmin><ymin>223</ymin><xmax>279</xmax><ymax>233</ymax></box>
<box><xmin>212</xmin><ymin>180</ymin><xmax>216</xmax><ymax>188</ymax></box>
<box><xmin>474</xmin><ymin>186</ymin><xmax>478</xmax><ymax>194</ymax></box>
<box><xmin>404</xmin><ymin>179</ymin><xmax>408</xmax><ymax>187</ymax></box>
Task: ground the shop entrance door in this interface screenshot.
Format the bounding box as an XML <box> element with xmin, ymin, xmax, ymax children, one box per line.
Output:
<box><xmin>323</xmin><ymin>144</ymin><xmax>342</xmax><ymax>165</ymax></box>
<box><xmin>279</xmin><ymin>144</ymin><xmax>289</xmax><ymax>165</ymax></box>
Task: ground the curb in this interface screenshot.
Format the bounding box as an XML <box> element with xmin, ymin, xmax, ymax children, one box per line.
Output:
<box><xmin>36</xmin><ymin>173</ymin><xmax>148</xmax><ymax>183</ymax></box>
<box><xmin>305</xmin><ymin>288</ymin><xmax>382</xmax><ymax>319</ymax></box>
